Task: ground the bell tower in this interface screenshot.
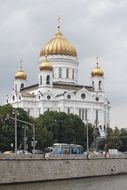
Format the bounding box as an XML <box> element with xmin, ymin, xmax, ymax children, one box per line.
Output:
<box><xmin>14</xmin><ymin>61</ymin><xmax>27</xmax><ymax>93</ymax></box>
<box><xmin>91</xmin><ymin>57</ymin><xmax>104</xmax><ymax>92</ymax></box>
<box><xmin>39</xmin><ymin>57</ymin><xmax>53</xmax><ymax>88</ymax></box>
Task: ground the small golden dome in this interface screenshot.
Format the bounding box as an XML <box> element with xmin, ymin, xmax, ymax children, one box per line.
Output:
<box><xmin>39</xmin><ymin>59</ymin><xmax>53</xmax><ymax>71</ymax></box>
<box><xmin>40</xmin><ymin>27</ymin><xmax>77</xmax><ymax>57</ymax></box>
<box><xmin>91</xmin><ymin>61</ymin><xmax>104</xmax><ymax>77</ymax></box>
<box><xmin>15</xmin><ymin>65</ymin><xmax>27</xmax><ymax>80</ymax></box>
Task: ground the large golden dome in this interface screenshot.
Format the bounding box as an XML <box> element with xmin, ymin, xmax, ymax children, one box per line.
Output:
<box><xmin>39</xmin><ymin>59</ymin><xmax>53</xmax><ymax>71</ymax></box>
<box><xmin>15</xmin><ymin>65</ymin><xmax>27</xmax><ymax>80</ymax></box>
<box><xmin>91</xmin><ymin>61</ymin><xmax>104</xmax><ymax>77</ymax></box>
<box><xmin>40</xmin><ymin>27</ymin><xmax>77</xmax><ymax>57</ymax></box>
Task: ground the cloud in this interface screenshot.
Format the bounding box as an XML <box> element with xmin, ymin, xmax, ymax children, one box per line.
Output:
<box><xmin>0</xmin><ymin>0</ymin><xmax>127</xmax><ymax>128</ymax></box>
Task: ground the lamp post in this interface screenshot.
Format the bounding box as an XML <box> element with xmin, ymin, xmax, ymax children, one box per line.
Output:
<box><xmin>23</xmin><ymin>125</ymin><xmax>27</xmax><ymax>152</ymax></box>
<box><xmin>10</xmin><ymin>143</ymin><xmax>14</xmax><ymax>152</ymax></box>
<box><xmin>8</xmin><ymin>112</ymin><xmax>36</xmax><ymax>154</ymax></box>
<box><xmin>13</xmin><ymin>110</ymin><xmax>18</xmax><ymax>154</ymax></box>
<box><xmin>32</xmin><ymin>125</ymin><xmax>35</xmax><ymax>153</ymax></box>
<box><xmin>94</xmin><ymin>120</ymin><xmax>99</xmax><ymax>150</ymax></box>
<box><xmin>84</xmin><ymin>119</ymin><xmax>89</xmax><ymax>156</ymax></box>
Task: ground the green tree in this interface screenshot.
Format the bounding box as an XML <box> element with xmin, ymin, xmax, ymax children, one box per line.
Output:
<box><xmin>0</xmin><ymin>104</ymin><xmax>15</xmax><ymax>152</ymax></box>
<box><xmin>102</xmin><ymin>127</ymin><xmax>123</xmax><ymax>151</ymax></box>
<box><xmin>36</xmin><ymin>127</ymin><xmax>53</xmax><ymax>150</ymax></box>
<box><xmin>108</xmin><ymin>127</ymin><xmax>123</xmax><ymax>150</ymax></box>
<box><xmin>0</xmin><ymin>104</ymin><xmax>13</xmax><ymax>118</ymax></box>
<box><xmin>35</xmin><ymin>111</ymin><xmax>94</xmax><ymax>150</ymax></box>
<box><xmin>0</xmin><ymin>104</ymin><xmax>33</xmax><ymax>152</ymax></box>
<box><xmin>119</xmin><ymin>128</ymin><xmax>127</xmax><ymax>152</ymax></box>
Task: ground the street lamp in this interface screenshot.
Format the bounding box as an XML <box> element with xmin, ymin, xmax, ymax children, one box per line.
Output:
<box><xmin>32</xmin><ymin>124</ymin><xmax>36</xmax><ymax>153</ymax></box>
<box><xmin>8</xmin><ymin>111</ymin><xmax>36</xmax><ymax>154</ymax></box>
<box><xmin>23</xmin><ymin>125</ymin><xmax>27</xmax><ymax>152</ymax></box>
<box><xmin>84</xmin><ymin>119</ymin><xmax>89</xmax><ymax>156</ymax></box>
<box><xmin>10</xmin><ymin>143</ymin><xmax>14</xmax><ymax>152</ymax></box>
<box><xmin>21</xmin><ymin>124</ymin><xmax>36</xmax><ymax>154</ymax></box>
<box><xmin>94</xmin><ymin>120</ymin><xmax>99</xmax><ymax>150</ymax></box>
<box><xmin>13</xmin><ymin>110</ymin><xmax>18</xmax><ymax>154</ymax></box>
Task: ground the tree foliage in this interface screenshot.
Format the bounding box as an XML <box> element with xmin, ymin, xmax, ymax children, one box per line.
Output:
<box><xmin>0</xmin><ymin>104</ymin><xmax>32</xmax><ymax>152</ymax></box>
<box><xmin>1</xmin><ymin>105</ymin><xmax>127</xmax><ymax>153</ymax></box>
<box><xmin>98</xmin><ymin>127</ymin><xmax>127</xmax><ymax>152</ymax></box>
<box><xmin>35</xmin><ymin>111</ymin><xmax>89</xmax><ymax>149</ymax></box>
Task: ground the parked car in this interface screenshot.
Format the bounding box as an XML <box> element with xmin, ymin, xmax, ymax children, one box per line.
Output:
<box><xmin>3</xmin><ymin>151</ymin><xmax>13</xmax><ymax>154</ymax></box>
<box><xmin>33</xmin><ymin>150</ymin><xmax>43</xmax><ymax>154</ymax></box>
<box><xmin>44</xmin><ymin>147</ymin><xmax>53</xmax><ymax>153</ymax></box>
<box><xmin>108</xmin><ymin>149</ymin><xmax>118</xmax><ymax>155</ymax></box>
<box><xmin>17</xmin><ymin>150</ymin><xmax>32</xmax><ymax>154</ymax></box>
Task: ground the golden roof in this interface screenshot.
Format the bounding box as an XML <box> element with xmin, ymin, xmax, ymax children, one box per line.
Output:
<box><xmin>39</xmin><ymin>58</ymin><xmax>53</xmax><ymax>71</ymax></box>
<box><xmin>40</xmin><ymin>22</ymin><xmax>77</xmax><ymax>57</ymax></box>
<box><xmin>91</xmin><ymin>60</ymin><xmax>104</xmax><ymax>77</ymax></box>
<box><xmin>15</xmin><ymin>65</ymin><xmax>27</xmax><ymax>80</ymax></box>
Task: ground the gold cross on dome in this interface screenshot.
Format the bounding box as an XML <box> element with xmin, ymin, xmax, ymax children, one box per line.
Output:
<box><xmin>96</xmin><ymin>56</ymin><xmax>99</xmax><ymax>66</ymax></box>
<box><xmin>57</xmin><ymin>16</ymin><xmax>61</xmax><ymax>29</ymax></box>
<box><xmin>20</xmin><ymin>59</ymin><xmax>23</xmax><ymax>70</ymax></box>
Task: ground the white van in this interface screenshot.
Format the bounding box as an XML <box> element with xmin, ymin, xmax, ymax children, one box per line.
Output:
<box><xmin>108</xmin><ymin>149</ymin><xmax>118</xmax><ymax>155</ymax></box>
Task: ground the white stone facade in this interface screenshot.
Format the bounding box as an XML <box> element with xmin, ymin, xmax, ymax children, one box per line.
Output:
<box><xmin>6</xmin><ymin>29</ymin><xmax>111</xmax><ymax>138</ymax></box>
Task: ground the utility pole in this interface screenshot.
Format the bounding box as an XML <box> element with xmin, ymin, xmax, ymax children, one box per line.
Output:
<box><xmin>14</xmin><ymin>110</ymin><xmax>18</xmax><ymax>154</ymax></box>
<box><xmin>32</xmin><ymin>125</ymin><xmax>35</xmax><ymax>153</ymax></box>
<box><xmin>94</xmin><ymin>120</ymin><xmax>99</xmax><ymax>150</ymax></box>
<box><xmin>23</xmin><ymin>125</ymin><xmax>27</xmax><ymax>152</ymax></box>
<box><xmin>86</xmin><ymin>120</ymin><xmax>89</xmax><ymax>155</ymax></box>
<box><xmin>84</xmin><ymin>120</ymin><xmax>89</xmax><ymax>157</ymax></box>
<box><xmin>7</xmin><ymin>113</ymin><xmax>36</xmax><ymax>154</ymax></box>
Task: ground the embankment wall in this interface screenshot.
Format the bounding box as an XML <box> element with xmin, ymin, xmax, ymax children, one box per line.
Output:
<box><xmin>0</xmin><ymin>154</ymin><xmax>127</xmax><ymax>184</ymax></box>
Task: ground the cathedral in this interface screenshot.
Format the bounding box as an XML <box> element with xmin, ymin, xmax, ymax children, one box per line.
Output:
<box><xmin>6</xmin><ymin>20</ymin><xmax>110</xmax><ymax>137</ymax></box>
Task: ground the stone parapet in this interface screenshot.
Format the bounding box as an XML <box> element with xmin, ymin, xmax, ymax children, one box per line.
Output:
<box><xmin>0</xmin><ymin>155</ymin><xmax>127</xmax><ymax>184</ymax></box>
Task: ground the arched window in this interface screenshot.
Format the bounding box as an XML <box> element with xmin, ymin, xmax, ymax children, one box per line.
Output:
<box><xmin>59</xmin><ymin>67</ymin><xmax>62</xmax><ymax>78</ymax></box>
<box><xmin>66</xmin><ymin>68</ymin><xmax>69</xmax><ymax>79</ymax></box>
<box><xmin>100</xmin><ymin>125</ymin><xmax>102</xmax><ymax>130</ymax></box>
<box><xmin>95</xmin><ymin>109</ymin><xmax>98</xmax><ymax>122</ymax></box>
<box><xmin>67</xmin><ymin>107</ymin><xmax>70</xmax><ymax>114</ymax></box>
<box><xmin>12</xmin><ymin>95</ymin><xmax>15</xmax><ymax>101</ymax></box>
<box><xmin>40</xmin><ymin>76</ymin><xmax>42</xmax><ymax>85</ymax></box>
<box><xmin>19</xmin><ymin>95</ymin><xmax>22</xmax><ymax>100</ymax></box>
<box><xmin>46</xmin><ymin>75</ymin><xmax>50</xmax><ymax>85</ymax></box>
<box><xmin>85</xmin><ymin>109</ymin><xmax>87</xmax><ymax>120</ymax></box>
<box><xmin>104</xmin><ymin>125</ymin><xmax>106</xmax><ymax>131</ymax></box>
<box><xmin>92</xmin><ymin>81</ymin><xmax>94</xmax><ymax>88</ymax></box>
<box><xmin>99</xmin><ymin>81</ymin><xmax>102</xmax><ymax>90</ymax></box>
<box><xmin>20</xmin><ymin>83</ymin><xmax>24</xmax><ymax>89</ymax></box>
<box><xmin>72</xmin><ymin>69</ymin><xmax>74</xmax><ymax>80</ymax></box>
<box><xmin>78</xmin><ymin>108</ymin><xmax>87</xmax><ymax>120</ymax></box>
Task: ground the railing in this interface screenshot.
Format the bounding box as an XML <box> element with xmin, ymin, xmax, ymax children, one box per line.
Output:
<box><xmin>0</xmin><ymin>153</ymin><xmax>127</xmax><ymax>160</ymax></box>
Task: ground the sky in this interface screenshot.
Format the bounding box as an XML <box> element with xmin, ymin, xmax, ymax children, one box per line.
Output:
<box><xmin>0</xmin><ymin>0</ymin><xmax>127</xmax><ymax>128</ymax></box>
